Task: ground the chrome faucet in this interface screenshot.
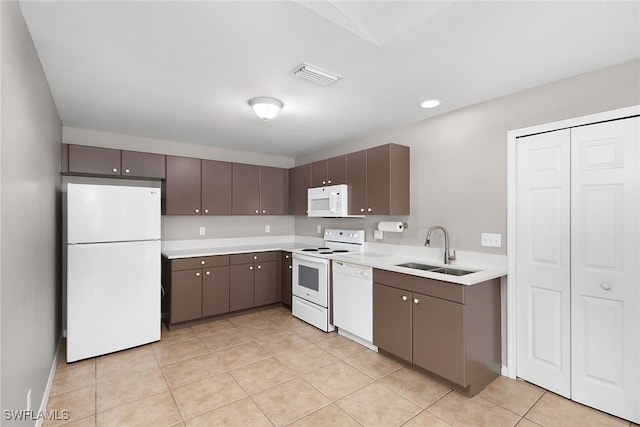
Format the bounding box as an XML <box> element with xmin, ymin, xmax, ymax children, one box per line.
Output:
<box><xmin>425</xmin><ymin>225</ymin><xmax>456</xmax><ymax>264</ymax></box>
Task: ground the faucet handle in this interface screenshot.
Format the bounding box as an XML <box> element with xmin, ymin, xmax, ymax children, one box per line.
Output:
<box><xmin>447</xmin><ymin>249</ymin><xmax>456</xmax><ymax>262</ymax></box>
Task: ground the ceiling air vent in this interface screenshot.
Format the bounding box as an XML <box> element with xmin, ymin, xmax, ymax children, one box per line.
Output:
<box><xmin>290</xmin><ymin>62</ymin><xmax>342</xmax><ymax>86</ymax></box>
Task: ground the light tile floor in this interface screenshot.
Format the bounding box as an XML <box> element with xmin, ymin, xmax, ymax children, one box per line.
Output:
<box><xmin>46</xmin><ymin>307</ymin><xmax>638</xmax><ymax>427</ymax></box>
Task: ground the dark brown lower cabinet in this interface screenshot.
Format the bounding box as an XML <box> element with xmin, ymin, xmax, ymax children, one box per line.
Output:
<box><xmin>170</xmin><ymin>269</ymin><xmax>203</xmax><ymax>323</ymax></box>
<box><xmin>412</xmin><ymin>293</ymin><xmax>465</xmax><ymax>386</ymax></box>
<box><xmin>202</xmin><ymin>266</ymin><xmax>230</xmax><ymax>317</ymax></box>
<box><xmin>254</xmin><ymin>261</ymin><xmax>277</xmax><ymax>306</ymax></box>
<box><xmin>372</xmin><ymin>269</ymin><xmax>500</xmax><ymax>396</ymax></box>
<box><xmin>229</xmin><ymin>264</ymin><xmax>255</xmax><ymax>311</ymax></box>
<box><xmin>372</xmin><ymin>283</ymin><xmax>412</xmax><ymax>361</ymax></box>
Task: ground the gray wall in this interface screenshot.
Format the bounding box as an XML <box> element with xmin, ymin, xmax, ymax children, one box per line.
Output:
<box><xmin>1</xmin><ymin>1</ymin><xmax>62</xmax><ymax>423</ymax></box>
<box><xmin>295</xmin><ymin>60</ymin><xmax>640</xmax><ymax>254</ymax></box>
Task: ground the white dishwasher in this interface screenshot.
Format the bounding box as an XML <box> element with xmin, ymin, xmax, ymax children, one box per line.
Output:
<box><xmin>332</xmin><ymin>261</ymin><xmax>377</xmax><ymax>351</ymax></box>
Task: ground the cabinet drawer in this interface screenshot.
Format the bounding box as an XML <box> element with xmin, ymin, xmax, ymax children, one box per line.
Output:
<box><xmin>230</xmin><ymin>251</ymin><xmax>277</xmax><ymax>265</ymax></box>
<box><xmin>373</xmin><ymin>269</ymin><xmax>465</xmax><ymax>304</ymax></box>
<box><xmin>171</xmin><ymin>255</ymin><xmax>229</xmax><ymax>271</ymax></box>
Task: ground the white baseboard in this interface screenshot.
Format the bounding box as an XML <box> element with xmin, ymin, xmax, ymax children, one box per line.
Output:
<box><xmin>35</xmin><ymin>337</ymin><xmax>61</xmax><ymax>427</ymax></box>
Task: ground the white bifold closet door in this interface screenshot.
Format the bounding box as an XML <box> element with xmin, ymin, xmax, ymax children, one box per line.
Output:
<box><xmin>570</xmin><ymin>118</ymin><xmax>639</xmax><ymax>422</ymax></box>
<box><xmin>516</xmin><ymin>116</ymin><xmax>639</xmax><ymax>423</ymax></box>
<box><xmin>516</xmin><ymin>129</ymin><xmax>572</xmax><ymax>398</ymax></box>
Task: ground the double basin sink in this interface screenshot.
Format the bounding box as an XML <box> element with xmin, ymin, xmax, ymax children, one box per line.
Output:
<box><xmin>396</xmin><ymin>262</ymin><xmax>475</xmax><ymax>276</ymax></box>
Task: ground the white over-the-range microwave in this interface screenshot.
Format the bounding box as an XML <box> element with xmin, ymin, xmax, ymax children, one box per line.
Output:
<box><xmin>307</xmin><ymin>184</ymin><xmax>362</xmax><ymax>217</ymax></box>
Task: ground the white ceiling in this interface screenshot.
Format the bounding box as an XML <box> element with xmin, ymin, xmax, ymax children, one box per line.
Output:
<box><xmin>19</xmin><ymin>1</ymin><xmax>640</xmax><ymax>158</ymax></box>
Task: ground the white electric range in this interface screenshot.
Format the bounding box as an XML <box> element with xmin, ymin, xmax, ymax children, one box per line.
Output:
<box><xmin>291</xmin><ymin>229</ymin><xmax>365</xmax><ymax>332</ymax></box>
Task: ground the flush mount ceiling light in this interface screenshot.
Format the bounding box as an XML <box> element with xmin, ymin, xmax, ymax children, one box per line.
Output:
<box><xmin>248</xmin><ymin>97</ymin><xmax>283</xmax><ymax>121</ymax></box>
<box><xmin>420</xmin><ymin>99</ymin><xmax>441</xmax><ymax>109</ymax></box>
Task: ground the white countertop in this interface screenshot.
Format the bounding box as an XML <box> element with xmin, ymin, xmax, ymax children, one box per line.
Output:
<box><xmin>161</xmin><ymin>236</ymin><xmax>507</xmax><ymax>285</ymax></box>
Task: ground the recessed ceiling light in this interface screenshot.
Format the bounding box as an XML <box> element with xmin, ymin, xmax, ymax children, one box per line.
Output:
<box><xmin>420</xmin><ymin>99</ymin><xmax>441</xmax><ymax>109</ymax></box>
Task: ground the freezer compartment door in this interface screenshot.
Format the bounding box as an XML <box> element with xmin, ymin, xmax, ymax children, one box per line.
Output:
<box><xmin>67</xmin><ymin>183</ymin><xmax>160</xmax><ymax>243</ymax></box>
<box><xmin>67</xmin><ymin>240</ymin><xmax>161</xmax><ymax>362</ymax></box>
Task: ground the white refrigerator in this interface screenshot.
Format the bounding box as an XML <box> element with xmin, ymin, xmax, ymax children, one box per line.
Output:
<box><xmin>66</xmin><ymin>183</ymin><xmax>161</xmax><ymax>362</ymax></box>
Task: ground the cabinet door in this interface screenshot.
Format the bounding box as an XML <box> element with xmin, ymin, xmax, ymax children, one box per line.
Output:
<box><xmin>202</xmin><ymin>160</ymin><xmax>232</xmax><ymax>215</ymax></box>
<box><xmin>373</xmin><ymin>283</ymin><xmax>412</xmax><ymax>361</ymax></box>
<box><xmin>289</xmin><ymin>164</ymin><xmax>311</xmax><ymax>215</ymax></box>
<box><xmin>165</xmin><ymin>156</ymin><xmax>201</xmax><ymax>215</ymax></box>
<box><xmin>327</xmin><ymin>155</ymin><xmax>347</xmax><ymax>185</ymax></box>
<box><xmin>281</xmin><ymin>253</ymin><xmax>292</xmax><ymax>306</ymax></box>
<box><xmin>121</xmin><ymin>151</ymin><xmax>166</xmax><ymax>179</ymax></box>
<box><xmin>255</xmin><ymin>261</ymin><xmax>277</xmax><ymax>306</ymax></box>
<box><xmin>202</xmin><ymin>266</ymin><xmax>230</xmax><ymax>317</ymax></box>
<box><xmin>170</xmin><ymin>269</ymin><xmax>203</xmax><ymax>323</ymax></box>
<box><xmin>412</xmin><ymin>293</ymin><xmax>465</xmax><ymax>386</ymax></box>
<box><xmin>366</xmin><ymin>145</ymin><xmax>391</xmax><ymax>215</ymax></box>
<box><xmin>311</xmin><ymin>160</ymin><xmax>328</xmax><ymax>187</ymax></box>
<box><xmin>346</xmin><ymin>150</ymin><xmax>367</xmax><ymax>215</ymax></box>
<box><xmin>229</xmin><ymin>264</ymin><xmax>255</xmax><ymax>311</ymax></box>
<box><xmin>232</xmin><ymin>163</ymin><xmax>260</xmax><ymax>215</ymax></box>
<box><xmin>68</xmin><ymin>145</ymin><xmax>121</xmax><ymax>176</ymax></box>
<box><xmin>260</xmin><ymin>166</ymin><xmax>286</xmax><ymax>215</ymax></box>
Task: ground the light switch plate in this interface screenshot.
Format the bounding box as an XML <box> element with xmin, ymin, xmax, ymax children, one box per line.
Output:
<box><xmin>481</xmin><ymin>233</ymin><xmax>501</xmax><ymax>248</ymax></box>
<box><xmin>199</xmin><ymin>227</ymin><xmax>206</xmax><ymax>236</ymax></box>
<box><xmin>265</xmin><ymin>225</ymin><xmax>271</xmax><ymax>233</ymax></box>
<box><xmin>317</xmin><ymin>225</ymin><xmax>322</xmax><ymax>234</ymax></box>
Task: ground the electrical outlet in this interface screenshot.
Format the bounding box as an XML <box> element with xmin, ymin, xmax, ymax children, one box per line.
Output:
<box><xmin>265</xmin><ymin>225</ymin><xmax>271</xmax><ymax>233</ymax></box>
<box><xmin>199</xmin><ymin>227</ymin><xmax>205</xmax><ymax>236</ymax></box>
<box><xmin>481</xmin><ymin>233</ymin><xmax>502</xmax><ymax>248</ymax></box>
<box><xmin>316</xmin><ymin>225</ymin><xmax>322</xmax><ymax>234</ymax></box>
<box><xmin>27</xmin><ymin>389</ymin><xmax>31</xmax><ymax>411</ymax></box>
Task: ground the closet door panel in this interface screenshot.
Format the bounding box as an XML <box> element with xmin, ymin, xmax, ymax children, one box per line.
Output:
<box><xmin>570</xmin><ymin>117</ymin><xmax>639</xmax><ymax>423</ymax></box>
<box><xmin>515</xmin><ymin>129</ymin><xmax>571</xmax><ymax>397</ymax></box>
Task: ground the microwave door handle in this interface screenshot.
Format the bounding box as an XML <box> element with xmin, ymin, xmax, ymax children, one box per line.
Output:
<box><xmin>329</xmin><ymin>192</ymin><xmax>337</xmax><ymax>212</ymax></box>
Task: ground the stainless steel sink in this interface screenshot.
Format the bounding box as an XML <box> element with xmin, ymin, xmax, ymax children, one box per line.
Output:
<box><xmin>396</xmin><ymin>262</ymin><xmax>441</xmax><ymax>271</ymax></box>
<box><xmin>431</xmin><ymin>267</ymin><xmax>475</xmax><ymax>276</ymax></box>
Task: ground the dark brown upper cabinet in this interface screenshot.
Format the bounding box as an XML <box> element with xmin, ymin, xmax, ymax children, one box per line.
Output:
<box><xmin>164</xmin><ymin>156</ymin><xmax>202</xmax><ymax>215</ymax></box>
<box><xmin>232</xmin><ymin>163</ymin><xmax>286</xmax><ymax>215</ymax></box>
<box><xmin>68</xmin><ymin>145</ymin><xmax>121</xmax><ymax>176</ymax></box>
<box><xmin>121</xmin><ymin>150</ymin><xmax>166</xmax><ymax>179</ymax></box>
<box><xmin>259</xmin><ymin>166</ymin><xmax>286</xmax><ymax>215</ymax></box>
<box><xmin>202</xmin><ymin>160</ymin><xmax>232</xmax><ymax>215</ymax></box>
<box><xmin>347</xmin><ymin>143</ymin><xmax>410</xmax><ymax>215</ymax></box>
<box><xmin>288</xmin><ymin>164</ymin><xmax>311</xmax><ymax>215</ymax></box>
<box><xmin>310</xmin><ymin>155</ymin><xmax>347</xmax><ymax>187</ymax></box>
<box><xmin>232</xmin><ymin>163</ymin><xmax>260</xmax><ymax>215</ymax></box>
<box><xmin>65</xmin><ymin>144</ymin><xmax>166</xmax><ymax>179</ymax></box>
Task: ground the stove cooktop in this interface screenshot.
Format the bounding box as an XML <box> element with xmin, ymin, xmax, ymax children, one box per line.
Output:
<box><xmin>300</xmin><ymin>247</ymin><xmax>351</xmax><ymax>255</ymax></box>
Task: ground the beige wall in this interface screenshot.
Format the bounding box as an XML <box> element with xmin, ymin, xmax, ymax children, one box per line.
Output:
<box><xmin>1</xmin><ymin>0</ymin><xmax>62</xmax><ymax>420</ymax></box>
<box><xmin>162</xmin><ymin>215</ymin><xmax>295</xmax><ymax>241</ymax></box>
<box><xmin>295</xmin><ymin>60</ymin><xmax>640</xmax><ymax>254</ymax></box>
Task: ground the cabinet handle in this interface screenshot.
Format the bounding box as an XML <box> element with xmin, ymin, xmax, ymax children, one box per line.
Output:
<box><xmin>367</xmin><ymin>207</ymin><xmax>372</xmax><ymax>213</ymax></box>
<box><xmin>413</xmin><ymin>298</ymin><xmax>419</xmax><ymax>304</ymax></box>
<box><xmin>253</xmin><ymin>256</ymin><xmax>258</xmax><ymax>260</ymax></box>
<box><xmin>402</xmin><ymin>295</ymin><xmax>408</xmax><ymax>301</ymax></box>
<box><xmin>322</xmin><ymin>180</ymin><xmax>326</xmax><ymax>185</ymax></box>
<box><xmin>204</xmin><ymin>209</ymin><xmax>209</xmax><ymax>213</ymax></box>
<box><xmin>360</xmin><ymin>208</ymin><xmax>365</xmax><ymax>213</ymax></box>
<box><xmin>285</xmin><ymin>255</ymin><xmax>290</xmax><ymax>259</ymax></box>
<box><xmin>249</xmin><ymin>266</ymin><xmax>254</xmax><ymax>270</ymax></box>
<box><xmin>124</xmin><ymin>168</ymin><xmax>130</xmax><ymax>174</ymax></box>
<box><xmin>195</xmin><ymin>272</ymin><xmax>201</xmax><ymax>277</ymax></box>
<box><xmin>288</xmin><ymin>265</ymin><xmax>292</xmax><ymax>269</ymax></box>
<box><xmin>195</xmin><ymin>209</ymin><xmax>199</xmax><ymax>213</ymax></box>
<box><xmin>601</xmin><ymin>283</ymin><xmax>612</xmax><ymax>291</ymax></box>
<box><xmin>200</xmin><ymin>260</ymin><xmax>205</xmax><ymax>265</ymax></box>
<box><xmin>112</xmin><ymin>168</ymin><xmax>118</xmax><ymax>173</ymax></box>
<box><xmin>257</xmin><ymin>265</ymin><xmax>262</xmax><ymax>269</ymax></box>
<box><xmin>327</xmin><ymin>180</ymin><xmax>332</xmax><ymax>184</ymax></box>
<box><xmin>205</xmin><ymin>271</ymin><xmax>211</xmax><ymax>276</ymax></box>
<box><xmin>262</xmin><ymin>209</ymin><xmax>266</xmax><ymax>214</ymax></box>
